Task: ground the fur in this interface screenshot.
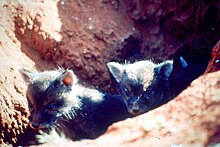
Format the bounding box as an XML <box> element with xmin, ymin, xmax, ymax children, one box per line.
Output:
<box><xmin>20</xmin><ymin>69</ymin><xmax>131</xmax><ymax>143</ymax></box>
<box><xmin>107</xmin><ymin>57</ymin><xmax>205</xmax><ymax>115</ymax></box>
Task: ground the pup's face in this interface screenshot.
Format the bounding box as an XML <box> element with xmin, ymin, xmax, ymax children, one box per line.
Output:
<box><xmin>20</xmin><ymin>69</ymin><xmax>77</xmax><ymax>130</ymax></box>
<box><xmin>107</xmin><ymin>60</ymin><xmax>173</xmax><ymax>115</ymax></box>
<box><xmin>123</xmin><ymin>75</ymin><xmax>169</xmax><ymax>115</ymax></box>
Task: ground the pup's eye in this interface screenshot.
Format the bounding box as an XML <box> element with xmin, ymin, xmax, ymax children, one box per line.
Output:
<box><xmin>27</xmin><ymin>99</ymin><xmax>33</xmax><ymax>109</ymax></box>
<box><xmin>28</xmin><ymin>102</ymin><xmax>33</xmax><ymax>109</ymax></box>
<box><xmin>124</xmin><ymin>88</ymin><xmax>130</xmax><ymax>96</ymax></box>
<box><xmin>47</xmin><ymin>104</ymin><xmax>56</xmax><ymax>109</ymax></box>
<box><xmin>145</xmin><ymin>89</ymin><xmax>152</xmax><ymax>95</ymax></box>
<box><xmin>26</xmin><ymin>96</ymin><xmax>33</xmax><ymax>109</ymax></box>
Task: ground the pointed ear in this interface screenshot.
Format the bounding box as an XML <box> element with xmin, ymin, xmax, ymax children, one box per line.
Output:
<box><xmin>155</xmin><ymin>60</ymin><xmax>173</xmax><ymax>79</ymax></box>
<box><xmin>60</xmin><ymin>70</ymin><xmax>77</xmax><ymax>87</ymax></box>
<box><xmin>107</xmin><ymin>62</ymin><xmax>124</xmax><ymax>83</ymax></box>
<box><xmin>19</xmin><ymin>69</ymin><xmax>36</xmax><ymax>83</ymax></box>
<box><xmin>180</xmin><ymin>56</ymin><xmax>188</xmax><ymax>69</ymax></box>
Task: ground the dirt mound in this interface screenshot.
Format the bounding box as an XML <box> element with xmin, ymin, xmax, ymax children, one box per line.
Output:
<box><xmin>0</xmin><ymin>0</ymin><xmax>219</xmax><ymax>146</ymax></box>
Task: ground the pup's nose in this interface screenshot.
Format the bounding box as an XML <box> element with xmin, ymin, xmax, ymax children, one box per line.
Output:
<box><xmin>30</xmin><ymin>121</ymin><xmax>40</xmax><ymax>130</ymax></box>
<box><xmin>131</xmin><ymin>108</ymin><xmax>140</xmax><ymax>114</ymax></box>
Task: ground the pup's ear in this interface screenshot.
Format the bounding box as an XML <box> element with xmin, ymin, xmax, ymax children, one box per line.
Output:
<box><xmin>60</xmin><ymin>70</ymin><xmax>77</xmax><ymax>87</ymax></box>
<box><xmin>155</xmin><ymin>60</ymin><xmax>173</xmax><ymax>80</ymax></box>
<box><xmin>19</xmin><ymin>69</ymin><xmax>36</xmax><ymax>83</ymax></box>
<box><xmin>107</xmin><ymin>62</ymin><xmax>124</xmax><ymax>83</ymax></box>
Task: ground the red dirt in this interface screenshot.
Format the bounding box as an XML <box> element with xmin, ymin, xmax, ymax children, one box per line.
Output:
<box><xmin>0</xmin><ymin>0</ymin><xmax>219</xmax><ymax>146</ymax></box>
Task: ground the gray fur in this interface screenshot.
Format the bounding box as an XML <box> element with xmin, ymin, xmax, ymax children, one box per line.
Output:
<box><xmin>107</xmin><ymin>60</ymin><xmax>174</xmax><ymax>115</ymax></box>
<box><xmin>20</xmin><ymin>68</ymin><xmax>130</xmax><ymax>143</ymax></box>
<box><xmin>20</xmin><ymin>69</ymin><xmax>80</xmax><ymax>130</ymax></box>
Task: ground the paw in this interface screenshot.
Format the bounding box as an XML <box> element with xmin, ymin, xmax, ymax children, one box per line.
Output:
<box><xmin>36</xmin><ymin>129</ymin><xmax>69</xmax><ymax>144</ymax></box>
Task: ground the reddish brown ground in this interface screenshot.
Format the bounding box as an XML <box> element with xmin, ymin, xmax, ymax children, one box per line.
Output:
<box><xmin>0</xmin><ymin>0</ymin><xmax>219</xmax><ymax>146</ymax></box>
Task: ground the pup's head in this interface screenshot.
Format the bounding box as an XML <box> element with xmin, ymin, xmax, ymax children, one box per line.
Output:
<box><xmin>20</xmin><ymin>69</ymin><xmax>79</xmax><ymax>130</ymax></box>
<box><xmin>107</xmin><ymin>60</ymin><xmax>173</xmax><ymax>115</ymax></box>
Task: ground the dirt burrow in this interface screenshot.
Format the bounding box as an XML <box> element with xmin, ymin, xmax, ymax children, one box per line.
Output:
<box><xmin>0</xmin><ymin>0</ymin><xmax>219</xmax><ymax>145</ymax></box>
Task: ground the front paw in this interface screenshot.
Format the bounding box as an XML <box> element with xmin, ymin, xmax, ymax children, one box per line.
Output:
<box><xmin>36</xmin><ymin>128</ymin><xmax>69</xmax><ymax>144</ymax></box>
